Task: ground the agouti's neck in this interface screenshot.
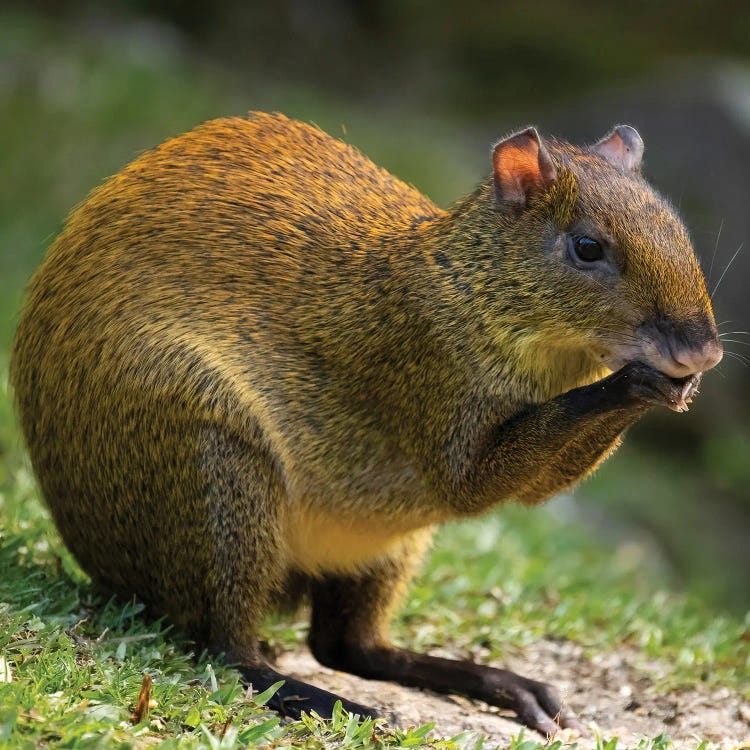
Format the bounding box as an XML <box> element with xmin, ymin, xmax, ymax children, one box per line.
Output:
<box><xmin>386</xmin><ymin>184</ymin><xmax>608</xmax><ymax>405</ymax></box>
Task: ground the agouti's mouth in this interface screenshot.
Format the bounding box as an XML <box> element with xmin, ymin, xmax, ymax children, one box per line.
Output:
<box><xmin>603</xmin><ymin>328</ymin><xmax>722</xmax><ymax>381</ymax></box>
<box><xmin>599</xmin><ymin>345</ymin><xmax>703</xmax><ymax>412</ymax></box>
<box><xmin>633</xmin><ymin>320</ymin><xmax>723</xmax><ymax>378</ymax></box>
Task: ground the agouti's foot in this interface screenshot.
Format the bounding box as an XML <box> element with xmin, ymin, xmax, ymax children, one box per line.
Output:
<box><xmin>238</xmin><ymin>664</ymin><xmax>378</xmax><ymax>720</ymax></box>
<box><xmin>272</xmin><ymin>689</ymin><xmax>378</xmax><ymax>721</ymax></box>
<box><xmin>480</xmin><ymin>668</ymin><xmax>585</xmax><ymax>737</ymax></box>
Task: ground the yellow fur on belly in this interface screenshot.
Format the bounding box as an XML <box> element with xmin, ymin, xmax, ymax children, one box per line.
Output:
<box><xmin>283</xmin><ymin>506</ymin><xmax>430</xmax><ymax>575</ymax></box>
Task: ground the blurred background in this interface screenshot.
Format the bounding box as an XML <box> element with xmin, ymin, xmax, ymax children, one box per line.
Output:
<box><xmin>0</xmin><ymin>1</ymin><xmax>748</xmax><ymax>610</ymax></box>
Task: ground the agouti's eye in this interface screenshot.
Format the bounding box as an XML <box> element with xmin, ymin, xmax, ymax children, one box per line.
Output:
<box><xmin>570</xmin><ymin>235</ymin><xmax>604</xmax><ymax>263</ymax></box>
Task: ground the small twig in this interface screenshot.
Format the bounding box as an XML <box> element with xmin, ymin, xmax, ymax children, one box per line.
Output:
<box><xmin>64</xmin><ymin>618</ymin><xmax>110</xmax><ymax>646</ymax></box>
<box><xmin>95</xmin><ymin>628</ymin><xmax>109</xmax><ymax>643</ymax></box>
<box><xmin>65</xmin><ymin>618</ymin><xmax>90</xmax><ymax>645</ymax></box>
<box><xmin>106</xmin><ymin>633</ymin><xmax>158</xmax><ymax>644</ymax></box>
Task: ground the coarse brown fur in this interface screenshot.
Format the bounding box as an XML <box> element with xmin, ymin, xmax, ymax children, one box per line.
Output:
<box><xmin>10</xmin><ymin>112</ymin><xmax>720</xmax><ymax>732</ymax></box>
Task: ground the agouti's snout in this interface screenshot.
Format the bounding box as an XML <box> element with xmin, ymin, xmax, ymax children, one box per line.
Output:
<box><xmin>661</xmin><ymin>338</ymin><xmax>723</xmax><ymax>377</ymax></box>
<box><xmin>636</xmin><ymin>318</ymin><xmax>723</xmax><ymax>378</ymax></box>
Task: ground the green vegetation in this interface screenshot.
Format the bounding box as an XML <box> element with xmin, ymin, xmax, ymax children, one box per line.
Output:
<box><xmin>1</xmin><ymin>8</ymin><xmax>748</xmax><ymax>748</ymax></box>
<box><xmin>2</xmin><ymin>457</ymin><xmax>748</xmax><ymax>747</ymax></box>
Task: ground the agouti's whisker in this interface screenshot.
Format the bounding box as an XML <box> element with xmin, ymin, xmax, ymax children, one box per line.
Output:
<box><xmin>706</xmin><ymin>217</ymin><xmax>723</xmax><ymax>283</ymax></box>
<box><xmin>724</xmin><ymin>351</ymin><xmax>750</xmax><ymax>368</ymax></box>
<box><xmin>711</xmin><ymin>242</ymin><xmax>744</xmax><ymax>299</ymax></box>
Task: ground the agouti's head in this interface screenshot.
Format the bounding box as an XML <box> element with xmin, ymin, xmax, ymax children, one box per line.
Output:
<box><xmin>482</xmin><ymin>124</ymin><xmax>722</xmax><ymax>379</ymax></box>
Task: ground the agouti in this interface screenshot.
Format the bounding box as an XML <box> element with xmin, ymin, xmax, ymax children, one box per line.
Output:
<box><xmin>10</xmin><ymin>112</ymin><xmax>722</xmax><ymax>735</ymax></box>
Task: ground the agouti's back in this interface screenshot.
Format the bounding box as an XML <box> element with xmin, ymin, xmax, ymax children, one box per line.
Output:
<box><xmin>11</xmin><ymin>113</ymin><xmax>446</xmax><ymax>627</ymax></box>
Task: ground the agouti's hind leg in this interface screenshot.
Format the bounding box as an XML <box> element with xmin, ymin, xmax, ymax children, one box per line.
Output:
<box><xmin>201</xmin><ymin>425</ymin><xmax>377</xmax><ymax>720</ymax></box>
<box><xmin>307</xmin><ymin>540</ymin><xmax>583</xmax><ymax>736</ymax></box>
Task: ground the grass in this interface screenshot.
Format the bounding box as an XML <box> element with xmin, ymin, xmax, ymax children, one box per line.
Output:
<box><xmin>1</xmin><ymin>452</ymin><xmax>748</xmax><ymax>748</ymax></box>
<box><xmin>1</xmin><ymin>7</ymin><xmax>749</xmax><ymax>748</ymax></box>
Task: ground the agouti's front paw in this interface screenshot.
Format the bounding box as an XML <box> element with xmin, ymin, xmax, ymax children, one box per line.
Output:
<box><xmin>611</xmin><ymin>361</ymin><xmax>700</xmax><ymax>413</ymax></box>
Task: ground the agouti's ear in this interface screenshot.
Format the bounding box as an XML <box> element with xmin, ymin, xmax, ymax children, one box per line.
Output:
<box><xmin>492</xmin><ymin>128</ymin><xmax>557</xmax><ymax>211</ymax></box>
<box><xmin>592</xmin><ymin>125</ymin><xmax>644</xmax><ymax>172</ymax></box>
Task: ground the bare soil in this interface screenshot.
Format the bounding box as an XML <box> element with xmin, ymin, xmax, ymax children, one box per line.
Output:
<box><xmin>277</xmin><ymin>640</ymin><xmax>750</xmax><ymax>748</ymax></box>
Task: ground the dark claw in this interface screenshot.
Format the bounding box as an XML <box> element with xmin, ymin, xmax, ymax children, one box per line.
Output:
<box><xmin>680</xmin><ymin>373</ymin><xmax>702</xmax><ymax>404</ymax></box>
<box><xmin>560</xmin><ymin>714</ymin><xmax>587</xmax><ymax>733</ymax></box>
<box><xmin>512</xmin><ymin>687</ymin><xmax>560</xmax><ymax>736</ymax></box>
<box><xmin>528</xmin><ymin>679</ymin><xmax>584</xmax><ymax>732</ymax></box>
<box><xmin>489</xmin><ymin>671</ymin><xmax>582</xmax><ymax>737</ymax></box>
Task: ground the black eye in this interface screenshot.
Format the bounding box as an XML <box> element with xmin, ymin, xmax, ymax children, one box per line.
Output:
<box><xmin>570</xmin><ymin>235</ymin><xmax>604</xmax><ymax>263</ymax></box>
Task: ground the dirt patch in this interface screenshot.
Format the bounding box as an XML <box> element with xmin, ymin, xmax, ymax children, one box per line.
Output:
<box><xmin>277</xmin><ymin>641</ymin><xmax>750</xmax><ymax>748</ymax></box>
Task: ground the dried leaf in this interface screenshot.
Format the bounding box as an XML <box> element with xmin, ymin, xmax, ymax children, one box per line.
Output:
<box><xmin>130</xmin><ymin>674</ymin><xmax>153</xmax><ymax>724</ymax></box>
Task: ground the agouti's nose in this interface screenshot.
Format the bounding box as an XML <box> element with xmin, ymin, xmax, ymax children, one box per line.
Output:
<box><xmin>658</xmin><ymin>339</ymin><xmax>723</xmax><ymax>377</ymax></box>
